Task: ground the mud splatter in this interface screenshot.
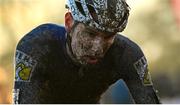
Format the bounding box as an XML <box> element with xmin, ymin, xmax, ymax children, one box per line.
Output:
<box><xmin>70</xmin><ymin>23</ymin><xmax>115</xmax><ymax>65</ymax></box>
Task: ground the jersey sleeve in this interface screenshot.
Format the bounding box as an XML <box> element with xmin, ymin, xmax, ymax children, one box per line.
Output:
<box><xmin>120</xmin><ymin>39</ymin><xmax>160</xmax><ymax>104</ymax></box>
<box><xmin>13</xmin><ymin>23</ymin><xmax>65</xmax><ymax>104</ymax></box>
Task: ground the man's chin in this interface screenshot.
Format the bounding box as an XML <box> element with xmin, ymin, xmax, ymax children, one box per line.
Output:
<box><xmin>79</xmin><ymin>58</ymin><xmax>100</xmax><ymax>65</ymax></box>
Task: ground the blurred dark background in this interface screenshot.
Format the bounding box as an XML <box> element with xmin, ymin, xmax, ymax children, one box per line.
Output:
<box><xmin>0</xmin><ymin>0</ymin><xmax>180</xmax><ymax>103</ymax></box>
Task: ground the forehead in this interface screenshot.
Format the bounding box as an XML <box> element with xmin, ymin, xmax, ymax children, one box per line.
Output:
<box><xmin>76</xmin><ymin>22</ymin><xmax>117</xmax><ymax>36</ymax></box>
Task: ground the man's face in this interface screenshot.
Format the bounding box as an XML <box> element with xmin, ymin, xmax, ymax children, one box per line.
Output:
<box><xmin>69</xmin><ymin>23</ymin><xmax>116</xmax><ymax>65</ymax></box>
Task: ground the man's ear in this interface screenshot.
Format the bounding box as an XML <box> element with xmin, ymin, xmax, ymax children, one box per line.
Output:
<box><xmin>65</xmin><ymin>12</ymin><xmax>74</xmax><ymax>32</ymax></box>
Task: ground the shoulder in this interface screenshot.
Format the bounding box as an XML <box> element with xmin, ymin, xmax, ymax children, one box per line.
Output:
<box><xmin>22</xmin><ymin>23</ymin><xmax>66</xmax><ymax>41</ymax></box>
<box><xmin>15</xmin><ymin>23</ymin><xmax>67</xmax><ymax>82</ymax></box>
<box><xmin>114</xmin><ymin>34</ymin><xmax>145</xmax><ymax>61</ymax></box>
<box><xmin>16</xmin><ymin>23</ymin><xmax>66</xmax><ymax>60</ymax></box>
<box><xmin>35</xmin><ymin>23</ymin><xmax>66</xmax><ymax>34</ymax></box>
<box><xmin>17</xmin><ymin>23</ymin><xmax>66</xmax><ymax>47</ymax></box>
<box><xmin>114</xmin><ymin>34</ymin><xmax>148</xmax><ymax>80</ymax></box>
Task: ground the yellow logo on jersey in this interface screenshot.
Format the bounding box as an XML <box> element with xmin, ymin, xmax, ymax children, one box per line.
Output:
<box><xmin>143</xmin><ymin>71</ymin><xmax>153</xmax><ymax>86</ymax></box>
<box><xmin>16</xmin><ymin>63</ymin><xmax>32</xmax><ymax>81</ymax></box>
<box><xmin>15</xmin><ymin>50</ymin><xmax>37</xmax><ymax>82</ymax></box>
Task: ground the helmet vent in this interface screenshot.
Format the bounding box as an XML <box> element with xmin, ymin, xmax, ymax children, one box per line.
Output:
<box><xmin>84</xmin><ymin>0</ymin><xmax>99</xmax><ymax>24</ymax></box>
<box><xmin>86</xmin><ymin>4</ymin><xmax>99</xmax><ymax>24</ymax></box>
<box><xmin>75</xmin><ymin>1</ymin><xmax>86</xmax><ymax>16</ymax></box>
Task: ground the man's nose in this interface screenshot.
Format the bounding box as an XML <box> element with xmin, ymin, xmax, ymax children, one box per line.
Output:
<box><xmin>91</xmin><ymin>37</ymin><xmax>104</xmax><ymax>52</ymax></box>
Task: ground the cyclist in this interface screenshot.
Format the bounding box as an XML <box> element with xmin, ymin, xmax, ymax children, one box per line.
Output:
<box><xmin>13</xmin><ymin>0</ymin><xmax>160</xmax><ymax>103</ymax></box>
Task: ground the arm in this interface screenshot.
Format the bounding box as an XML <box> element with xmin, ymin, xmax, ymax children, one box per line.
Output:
<box><xmin>13</xmin><ymin>24</ymin><xmax>56</xmax><ymax>103</ymax></box>
<box><xmin>121</xmin><ymin>42</ymin><xmax>160</xmax><ymax>104</ymax></box>
<box><xmin>13</xmin><ymin>23</ymin><xmax>66</xmax><ymax>104</ymax></box>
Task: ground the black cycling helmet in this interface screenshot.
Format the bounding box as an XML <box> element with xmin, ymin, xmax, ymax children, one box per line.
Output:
<box><xmin>66</xmin><ymin>0</ymin><xmax>130</xmax><ymax>33</ymax></box>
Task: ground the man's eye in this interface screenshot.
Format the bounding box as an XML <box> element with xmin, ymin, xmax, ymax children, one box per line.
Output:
<box><xmin>86</xmin><ymin>31</ymin><xmax>95</xmax><ymax>37</ymax></box>
<box><xmin>104</xmin><ymin>35</ymin><xmax>114</xmax><ymax>39</ymax></box>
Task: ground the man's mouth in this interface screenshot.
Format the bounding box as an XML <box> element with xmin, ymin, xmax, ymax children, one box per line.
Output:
<box><xmin>87</xmin><ymin>57</ymin><xmax>98</xmax><ymax>64</ymax></box>
<box><xmin>83</xmin><ymin>56</ymin><xmax>99</xmax><ymax>64</ymax></box>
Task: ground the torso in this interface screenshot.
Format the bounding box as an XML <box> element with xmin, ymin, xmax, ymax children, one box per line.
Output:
<box><xmin>15</xmin><ymin>23</ymin><xmax>143</xmax><ymax>103</ymax></box>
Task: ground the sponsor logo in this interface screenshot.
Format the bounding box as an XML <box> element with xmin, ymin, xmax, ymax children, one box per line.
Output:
<box><xmin>134</xmin><ymin>56</ymin><xmax>148</xmax><ymax>80</ymax></box>
<box><xmin>134</xmin><ymin>56</ymin><xmax>153</xmax><ymax>86</ymax></box>
<box><xmin>143</xmin><ymin>71</ymin><xmax>153</xmax><ymax>86</ymax></box>
<box><xmin>15</xmin><ymin>50</ymin><xmax>37</xmax><ymax>82</ymax></box>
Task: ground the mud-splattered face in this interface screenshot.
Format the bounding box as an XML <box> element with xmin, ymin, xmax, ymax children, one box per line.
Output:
<box><xmin>70</xmin><ymin>23</ymin><xmax>116</xmax><ymax>65</ymax></box>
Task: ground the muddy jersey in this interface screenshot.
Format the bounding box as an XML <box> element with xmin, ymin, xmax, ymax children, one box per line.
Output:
<box><xmin>13</xmin><ymin>23</ymin><xmax>160</xmax><ymax>104</ymax></box>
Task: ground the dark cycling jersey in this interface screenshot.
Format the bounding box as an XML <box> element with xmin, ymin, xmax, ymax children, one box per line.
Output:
<box><xmin>13</xmin><ymin>23</ymin><xmax>160</xmax><ymax>104</ymax></box>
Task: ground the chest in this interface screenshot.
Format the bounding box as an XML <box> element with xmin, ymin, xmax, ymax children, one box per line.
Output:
<box><xmin>44</xmin><ymin>60</ymin><xmax>119</xmax><ymax>103</ymax></box>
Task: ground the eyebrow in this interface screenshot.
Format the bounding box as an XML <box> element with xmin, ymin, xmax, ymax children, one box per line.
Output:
<box><xmin>85</xmin><ymin>27</ymin><xmax>98</xmax><ymax>33</ymax></box>
<box><xmin>84</xmin><ymin>25</ymin><xmax>117</xmax><ymax>37</ymax></box>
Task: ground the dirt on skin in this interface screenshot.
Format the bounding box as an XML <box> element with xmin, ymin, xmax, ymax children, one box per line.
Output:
<box><xmin>70</xmin><ymin>23</ymin><xmax>115</xmax><ymax>65</ymax></box>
